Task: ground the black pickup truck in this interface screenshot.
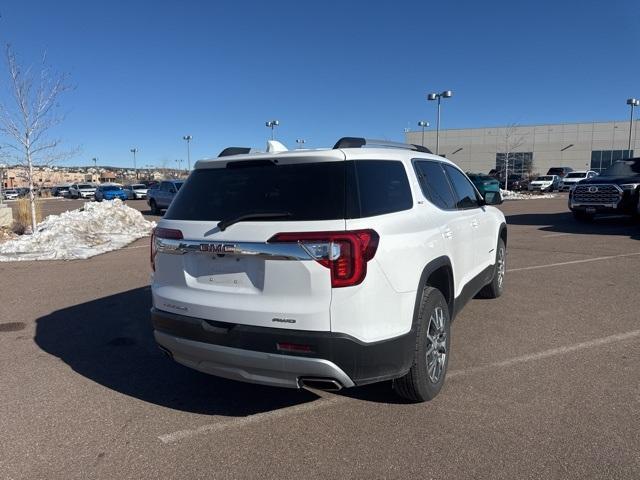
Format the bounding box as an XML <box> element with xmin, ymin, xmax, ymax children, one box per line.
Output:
<box><xmin>569</xmin><ymin>158</ymin><xmax>640</xmax><ymax>221</ymax></box>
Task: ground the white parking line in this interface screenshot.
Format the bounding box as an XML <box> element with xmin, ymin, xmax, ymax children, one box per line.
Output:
<box><xmin>124</xmin><ymin>244</ymin><xmax>149</xmax><ymax>250</ymax></box>
<box><xmin>507</xmin><ymin>252</ymin><xmax>640</xmax><ymax>272</ymax></box>
<box><xmin>157</xmin><ymin>328</ymin><xmax>640</xmax><ymax>445</ymax></box>
<box><xmin>448</xmin><ymin>329</ymin><xmax>640</xmax><ymax>379</ymax></box>
<box><xmin>158</xmin><ymin>394</ymin><xmax>347</xmax><ymax>444</ymax></box>
<box><xmin>541</xmin><ymin>232</ymin><xmax>572</xmax><ymax>238</ymax></box>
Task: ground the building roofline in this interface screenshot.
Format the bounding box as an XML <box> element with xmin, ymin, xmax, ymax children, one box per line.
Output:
<box><xmin>405</xmin><ymin>119</ymin><xmax>630</xmax><ymax>134</ymax></box>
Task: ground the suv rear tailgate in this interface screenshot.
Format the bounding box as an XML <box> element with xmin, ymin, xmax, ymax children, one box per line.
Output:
<box><xmin>152</xmin><ymin>220</ymin><xmax>344</xmax><ymax>331</ymax></box>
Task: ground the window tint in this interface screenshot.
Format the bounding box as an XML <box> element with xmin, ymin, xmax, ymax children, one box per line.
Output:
<box><xmin>351</xmin><ymin>160</ymin><xmax>412</xmax><ymax>217</ymax></box>
<box><xmin>166</xmin><ymin>161</ymin><xmax>349</xmax><ymax>222</ymax></box>
<box><xmin>414</xmin><ymin>160</ymin><xmax>456</xmax><ymax>210</ymax></box>
<box><xmin>442</xmin><ymin>164</ymin><xmax>480</xmax><ymax>209</ymax></box>
<box><xmin>165</xmin><ymin>159</ymin><xmax>412</xmax><ymax>222</ymax></box>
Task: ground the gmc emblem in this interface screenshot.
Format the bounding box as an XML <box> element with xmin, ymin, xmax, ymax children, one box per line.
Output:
<box><xmin>199</xmin><ymin>243</ymin><xmax>236</xmax><ymax>253</ymax></box>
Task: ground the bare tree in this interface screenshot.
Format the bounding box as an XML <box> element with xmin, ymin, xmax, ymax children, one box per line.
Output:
<box><xmin>0</xmin><ymin>45</ymin><xmax>73</xmax><ymax>231</ymax></box>
<box><xmin>500</xmin><ymin>123</ymin><xmax>527</xmax><ymax>191</ymax></box>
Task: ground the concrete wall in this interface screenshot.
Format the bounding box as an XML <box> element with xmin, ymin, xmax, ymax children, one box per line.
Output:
<box><xmin>405</xmin><ymin>120</ymin><xmax>639</xmax><ymax>175</ymax></box>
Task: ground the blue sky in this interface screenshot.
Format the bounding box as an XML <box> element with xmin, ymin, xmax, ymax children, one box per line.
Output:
<box><xmin>1</xmin><ymin>0</ymin><xmax>639</xmax><ymax>167</ymax></box>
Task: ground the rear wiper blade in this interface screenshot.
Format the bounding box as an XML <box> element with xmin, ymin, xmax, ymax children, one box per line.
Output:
<box><xmin>217</xmin><ymin>212</ymin><xmax>292</xmax><ymax>232</ymax></box>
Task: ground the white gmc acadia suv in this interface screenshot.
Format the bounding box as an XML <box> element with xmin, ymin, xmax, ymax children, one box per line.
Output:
<box><xmin>150</xmin><ymin>137</ymin><xmax>507</xmax><ymax>402</ymax></box>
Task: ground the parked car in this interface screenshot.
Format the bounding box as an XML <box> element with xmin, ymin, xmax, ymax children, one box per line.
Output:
<box><xmin>528</xmin><ymin>175</ymin><xmax>561</xmax><ymax>192</ymax></box>
<box><xmin>559</xmin><ymin>171</ymin><xmax>598</xmax><ymax>191</ymax></box>
<box><xmin>505</xmin><ymin>174</ymin><xmax>530</xmax><ymax>191</ymax></box>
<box><xmin>147</xmin><ymin>180</ymin><xmax>183</xmax><ymax>214</ymax></box>
<box><xmin>94</xmin><ymin>184</ymin><xmax>127</xmax><ymax>202</ymax></box>
<box><xmin>569</xmin><ymin>158</ymin><xmax>640</xmax><ymax>221</ymax></box>
<box><xmin>51</xmin><ymin>185</ymin><xmax>72</xmax><ymax>197</ymax></box>
<box><xmin>141</xmin><ymin>180</ymin><xmax>159</xmax><ymax>189</ymax></box>
<box><xmin>68</xmin><ymin>183</ymin><xmax>97</xmax><ymax>199</ymax></box>
<box><xmin>467</xmin><ymin>173</ymin><xmax>501</xmax><ymax>196</ymax></box>
<box><xmin>150</xmin><ymin>137</ymin><xmax>507</xmax><ymax>402</ymax></box>
<box><xmin>123</xmin><ymin>183</ymin><xmax>149</xmax><ymax>200</ymax></box>
<box><xmin>547</xmin><ymin>167</ymin><xmax>574</xmax><ymax>178</ymax></box>
<box><xmin>2</xmin><ymin>189</ymin><xmax>19</xmax><ymax>200</ymax></box>
<box><xmin>16</xmin><ymin>187</ymin><xmax>30</xmax><ymax>197</ymax></box>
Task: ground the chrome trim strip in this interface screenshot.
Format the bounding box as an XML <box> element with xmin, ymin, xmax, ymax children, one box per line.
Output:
<box><xmin>571</xmin><ymin>203</ymin><xmax>618</xmax><ymax>208</ymax></box>
<box><xmin>155</xmin><ymin>237</ymin><xmax>312</xmax><ymax>261</ymax></box>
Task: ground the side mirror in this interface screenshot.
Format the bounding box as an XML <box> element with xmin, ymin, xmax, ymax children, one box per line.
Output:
<box><xmin>484</xmin><ymin>191</ymin><xmax>503</xmax><ymax>205</ymax></box>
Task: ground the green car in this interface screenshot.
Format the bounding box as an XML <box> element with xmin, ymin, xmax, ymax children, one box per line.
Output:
<box><xmin>467</xmin><ymin>173</ymin><xmax>501</xmax><ymax>196</ymax></box>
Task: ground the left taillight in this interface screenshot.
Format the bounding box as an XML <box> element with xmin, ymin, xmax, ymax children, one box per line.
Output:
<box><xmin>268</xmin><ymin>229</ymin><xmax>379</xmax><ymax>288</ymax></box>
<box><xmin>150</xmin><ymin>227</ymin><xmax>183</xmax><ymax>272</ymax></box>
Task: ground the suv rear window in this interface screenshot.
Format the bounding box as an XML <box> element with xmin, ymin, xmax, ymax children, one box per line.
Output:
<box><xmin>165</xmin><ymin>159</ymin><xmax>412</xmax><ymax>221</ymax></box>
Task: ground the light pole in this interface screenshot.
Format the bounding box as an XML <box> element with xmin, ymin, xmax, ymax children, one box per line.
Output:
<box><xmin>417</xmin><ymin>121</ymin><xmax>429</xmax><ymax>147</ymax></box>
<box><xmin>130</xmin><ymin>148</ymin><xmax>138</xmax><ymax>180</ymax></box>
<box><xmin>265</xmin><ymin>120</ymin><xmax>279</xmax><ymax>140</ymax></box>
<box><xmin>427</xmin><ymin>90</ymin><xmax>453</xmax><ymax>155</ymax></box>
<box><xmin>145</xmin><ymin>164</ymin><xmax>154</xmax><ymax>181</ymax></box>
<box><xmin>182</xmin><ymin>135</ymin><xmax>192</xmax><ymax>171</ymax></box>
<box><xmin>295</xmin><ymin>138</ymin><xmax>306</xmax><ymax>149</ymax></box>
<box><xmin>175</xmin><ymin>159</ymin><xmax>183</xmax><ymax>177</ymax></box>
<box><xmin>626</xmin><ymin>98</ymin><xmax>639</xmax><ymax>152</ymax></box>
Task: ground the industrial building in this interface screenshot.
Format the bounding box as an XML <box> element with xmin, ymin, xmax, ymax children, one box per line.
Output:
<box><xmin>404</xmin><ymin>120</ymin><xmax>637</xmax><ymax>177</ymax></box>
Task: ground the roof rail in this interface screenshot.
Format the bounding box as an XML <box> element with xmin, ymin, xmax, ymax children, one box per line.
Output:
<box><xmin>218</xmin><ymin>147</ymin><xmax>252</xmax><ymax>157</ymax></box>
<box><xmin>333</xmin><ymin>137</ymin><xmax>432</xmax><ymax>154</ymax></box>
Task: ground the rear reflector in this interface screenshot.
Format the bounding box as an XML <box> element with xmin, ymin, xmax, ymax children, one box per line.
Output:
<box><xmin>276</xmin><ymin>342</ymin><xmax>314</xmax><ymax>353</ymax></box>
<box><xmin>268</xmin><ymin>229</ymin><xmax>379</xmax><ymax>288</ymax></box>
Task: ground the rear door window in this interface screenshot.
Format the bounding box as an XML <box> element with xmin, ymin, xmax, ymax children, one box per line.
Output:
<box><xmin>442</xmin><ymin>164</ymin><xmax>480</xmax><ymax>209</ymax></box>
<box><xmin>413</xmin><ymin>160</ymin><xmax>456</xmax><ymax>210</ymax></box>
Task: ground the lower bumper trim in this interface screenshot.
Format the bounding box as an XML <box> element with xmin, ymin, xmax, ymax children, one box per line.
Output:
<box><xmin>154</xmin><ymin>330</ymin><xmax>356</xmax><ymax>389</ymax></box>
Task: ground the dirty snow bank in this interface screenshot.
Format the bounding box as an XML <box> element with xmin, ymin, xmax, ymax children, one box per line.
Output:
<box><xmin>0</xmin><ymin>200</ymin><xmax>155</xmax><ymax>261</ymax></box>
<box><xmin>501</xmin><ymin>189</ymin><xmax>556</xmax><ymax>201</ymax></box>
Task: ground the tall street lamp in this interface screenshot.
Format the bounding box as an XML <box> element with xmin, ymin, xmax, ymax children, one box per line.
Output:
<box><xmin>175</xmin><ymin>159</ymin><xmax>183</xmax><ymax>176</ymax></box>
<box><xmin>130</xmin><ymin>148</ymin><xmax>138</xmax><ymax>180</ymax></box>
<box><xmin>182</xmin><ymin>135</ymin><xmax>192</xmax><ymax>171</ymax></box>
<box><xmin>417</xmin><ymin>121</ymin><xmax>430</xmax><ymax>147</ymax></box>
<box><xmin>295</xmin><ymin>138</ymin><xmax>306</xmax><ymax>149</ymax></box>
<box><xmin>427</xmin><ymin>90</ymin><xmax>453</xmax><ymax>155</ymax></box>
<box><xmin>626</xmin><ymin>98</ymin><xmax>639</xmax><ymax>152</ymax></box>
<box><xmin>265</xmin><ymin>120</ymin><xmax>279</xmax><ymax>140</ymax></box>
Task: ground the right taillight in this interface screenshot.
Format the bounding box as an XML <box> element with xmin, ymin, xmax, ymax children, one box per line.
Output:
<box><xmin>268</xmin><ymin>229</ymin><xmax>379</xmax><ymax>288</ymax></box>
<box><xmin>150</xmin><ymin>227</ymin><xmax>183</xmax><ymax>271</ymax></box>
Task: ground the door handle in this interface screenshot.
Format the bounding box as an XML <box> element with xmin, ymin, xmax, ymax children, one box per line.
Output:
<box><xmin>443</xmin><ymin>228</ymin><xmax>453</xmax><ymax>239</ymax></box>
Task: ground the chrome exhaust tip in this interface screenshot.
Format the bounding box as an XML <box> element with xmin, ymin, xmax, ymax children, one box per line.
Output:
<box><xmin>298</xmin><ymin>377</ymin><xmax>343</xmax><ymax>392</ymax></box>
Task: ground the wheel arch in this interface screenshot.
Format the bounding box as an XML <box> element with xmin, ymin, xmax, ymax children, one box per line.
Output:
<box><xmin>414</xmin><ymin>256</ymin><xmax>455</xmax><ymax>322</ymax></box>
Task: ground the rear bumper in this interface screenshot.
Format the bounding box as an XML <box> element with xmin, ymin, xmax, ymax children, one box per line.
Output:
<box><xmin>151</xmin><ymin>308</ymin><xmax>415</xmax><ymax>388</ymax></box>
<box><xmin>155</xmin><ymin>330</ymin><xmax>355</xmax><ymax>389</ymax></box>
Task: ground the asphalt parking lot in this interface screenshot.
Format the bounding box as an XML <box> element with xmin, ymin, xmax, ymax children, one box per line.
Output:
<box><xmin>1</xmin><ymin>196</ymin><xmax>639</xmax><ymax>479</ymax></box>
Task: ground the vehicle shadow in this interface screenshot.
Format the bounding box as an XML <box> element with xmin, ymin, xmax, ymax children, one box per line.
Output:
<box><xmin>506</xmin><ymin>211</ymin><xmax>640</xmax><ymax>239</ymax></box>
<box><xmin>34</xmin><ymin>287</ymin><xmax>319</xmax><ymax>416</ymax></box>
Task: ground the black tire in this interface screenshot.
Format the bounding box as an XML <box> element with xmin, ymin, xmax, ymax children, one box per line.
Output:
<box><xmin>149</xmin><ymin>199</ymin><xmax>159</xmax><ymax>215</ymax></box>
<box><xmin>476</xmin><ymin>237</ymin><xmax>506</xmax><ymax>299</ymax></box>
<box><xmin>393</xmin><ymin>287</ymin><xmax>450</xmax><ymax>403</ymax></box>
<box><xmin>573</xmin><ymin>211</ymin><xmax>594</xmax><ymax>222</ymax></box>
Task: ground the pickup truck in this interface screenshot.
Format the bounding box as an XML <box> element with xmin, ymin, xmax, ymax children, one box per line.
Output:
<box><xmin>147</xmin><ymin>180</ymin><xmax>184</xmax><ymax>214</ymax></box>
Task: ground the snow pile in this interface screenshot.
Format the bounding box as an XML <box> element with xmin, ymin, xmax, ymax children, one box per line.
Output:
<box><xmin>500</xmin><ymin>189</ymin><xmax>556</xmax><ymax>201</ymax></box>
<box><xmin>0</xmin><ymin>200</ymin><xmax>155</xmax><ymax>261</ymax></box>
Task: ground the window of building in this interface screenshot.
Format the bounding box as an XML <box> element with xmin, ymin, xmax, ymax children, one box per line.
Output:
<box><xmin>590</xmin><ymin>150</ymin><xmax>634</xmax><ymax>174</ymax></box>
<box><xmin>495</xmin><ymin>152</ymin><xmax>533</xmax><ymax>177</ymax></box>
